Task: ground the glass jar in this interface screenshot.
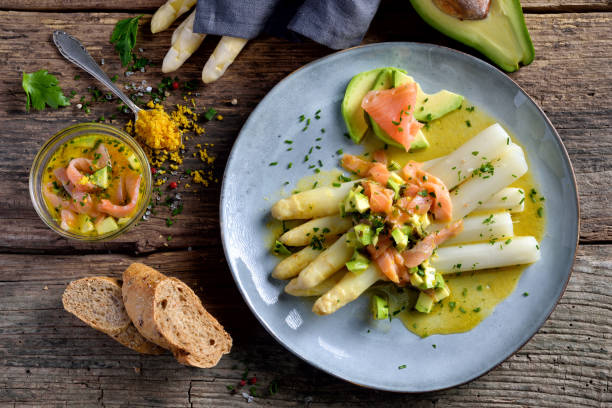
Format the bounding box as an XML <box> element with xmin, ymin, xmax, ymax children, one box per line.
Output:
<box><xmin>29</xmin><ymin>123</ymin><xmax>152</xmax><ymax>241</ymax></box>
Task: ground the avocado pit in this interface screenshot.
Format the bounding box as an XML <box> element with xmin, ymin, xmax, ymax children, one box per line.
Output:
<box><xmin>432</xmin><ymin>0</ymin><xmax>491</xmax><ymax>20</ymax></box>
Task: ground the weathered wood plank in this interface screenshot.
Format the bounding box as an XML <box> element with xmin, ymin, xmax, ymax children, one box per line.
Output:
<box><xmin>0</xmin><ymin>245</ymin><xmax>609</xmax><ymax>407</ymax></box>
<box><xmin>0</xmin><ymin>10</ymin><xmax>609</xmax><ymax>252</ymax></box>
<box><xmin>0</xmin><ymin>0</ymin><xmax>610</xmax><ymax>12</ymax></box>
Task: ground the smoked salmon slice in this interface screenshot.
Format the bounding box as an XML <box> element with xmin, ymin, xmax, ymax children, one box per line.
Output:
<box><xmin>361</xmin><ymin>83</ymin><xmax>424</xmax><ymax>151</ymax></box>
<box><xmin>402</xmin><ymin>220</ymin><xmax>463</xmax><ymax>268</ymax></box>
<box><xmin>341</xmin><ymin>154</ymin><xmax>372</xmax><ymax>176</ymax></box>
<box><xmin>97</xmin><ymin>173</ymin><xmax>141</xmax><ymax>218</ymax></box>
<box><xmin>367</xmin><ymin>162</ymin><xmax>390</xmax><ymax>186</ymax></box>
<box><xmin>362</xmin><ymin>181</ymin><xmax>394</xmax><ymax>214</ymax></box>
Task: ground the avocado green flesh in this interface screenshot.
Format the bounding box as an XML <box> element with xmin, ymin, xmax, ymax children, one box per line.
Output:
<box><xmin>95</xmin><ymin>217</ymin><xmax>119</xmax><ymax>235</ymax></box>
<box><xmin>90</xmin><ymin>166</ymin><xmax>110</xmax><ymax>189</ymax></box>
<box><xmin>393</xmin><ymin>71</ymin><xmax>463</xmax><ymax>122</ymax></box>
<box><xmin>368</xmin><ymin>68</ymin><xmax>429</xmax><ymax>152</ymax></box>
<box><xmin>410</xmin><ymin>0</ymin><xmax>534</xmax><ymax>72</ymax></box>
<box><xmin>341</xmin><ymin>68</ymin><xmax>385</xmax><ymax>143</ymax></box>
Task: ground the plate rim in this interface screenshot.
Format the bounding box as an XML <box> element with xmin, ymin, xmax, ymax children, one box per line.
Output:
<box><xmin>219</xmin><ymin>41</ymin><xmax>580</xmax><ymax>393</ymax></box>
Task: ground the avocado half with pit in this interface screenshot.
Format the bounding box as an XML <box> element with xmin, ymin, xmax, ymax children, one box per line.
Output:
<box><xmin>410</xmin><ymin>0</ymin><xmax>534</xmax><ymax>72</ymax></box>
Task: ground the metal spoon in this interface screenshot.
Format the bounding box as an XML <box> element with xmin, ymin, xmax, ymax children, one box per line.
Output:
<box><xmin>53</xmin><ymin>30</ymin><xmax>142</xmax><ymax>118</ymax></box>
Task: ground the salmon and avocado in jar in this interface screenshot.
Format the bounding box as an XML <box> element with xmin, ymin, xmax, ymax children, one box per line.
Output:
<box><xmin>40</xmin><ymin>130</ymin><xmax>148</xmax><ymax>237</ymax></box>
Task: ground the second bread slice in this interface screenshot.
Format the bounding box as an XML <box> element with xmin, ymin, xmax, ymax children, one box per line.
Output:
<box><xmin>122</xmin><ymin>263</ymin><xmax>232</xmax><ymax>367</ymax></box>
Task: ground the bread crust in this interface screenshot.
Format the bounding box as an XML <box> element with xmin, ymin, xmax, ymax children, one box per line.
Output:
<box><xmin>122</xmin><ymin>263</ymin><xmax>232</xmax><ymax>367</ymax></box>
<box><xmin>63</xmin><ymin>276</ymin><xmax>165</xmax><ymax>355</ymax></box>
<box><xmin>121</xmin><ymin>263</ymin><xmax>172</xmax><ymax>349</ymax></box>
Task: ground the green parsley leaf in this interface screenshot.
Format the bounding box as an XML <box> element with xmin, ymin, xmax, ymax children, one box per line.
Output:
<box><xmin>22</xmin><ymin>70</ymin><xmax>70</xmax><ymax>111</ymax></box>
<box><xmin>110</xmin><ymin>15</ymin><xmax>143</xmax><ymax>66</ymax></box>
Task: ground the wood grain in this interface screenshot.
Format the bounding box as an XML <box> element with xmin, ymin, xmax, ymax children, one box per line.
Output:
<box><xmin>0</xmin><ymin>0</ymin><xmax>610</xmax><ymax>12</ymax></box>
<box><xmin>0</xmin><ymin>10</ymin><xmax>610</xmax><ymax>254</ymax></box>
<box><xmin>0</xmin><ymin>0</ymin><xmax>610</xmax><ymax>406</ymax></box>
<box><xmin>0</xmin><ymin>246</ymin><xmax>609</xmax><ymax>407</ymax></box>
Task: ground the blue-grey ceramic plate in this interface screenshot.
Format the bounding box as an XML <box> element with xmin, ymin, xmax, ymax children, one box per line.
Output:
<box><xmin>220</xmin><ymin>43</ymin><xmax>579</xmax><ymax>392</ymax></box>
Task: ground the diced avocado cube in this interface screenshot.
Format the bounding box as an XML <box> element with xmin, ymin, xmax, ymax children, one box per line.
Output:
<box><xmin>344</xmin><ymin>190</ymin><xmax>370</xmax><ymax>214</ymax></box>
<box><xmin>127</xmin><ymin>153</ymin><xmax>141</xmax><ymax>171</ymax></box>
<box><xmin>345</xmin><ymin>250</ymin><xmax>370</xmax><ymax>274</ymax></box>
<box><xmin>354</xmin><ymin>224</ymin><xmax>373</xmax><ymax>246</ymax></box>
<box><xmin>117</xmin><ymin>217</ymin><xmax>131</xmax><ymax>225</ymax></box>
<box><xmin>77</xmin><ymin>214</ymin><xmax>94</xmax><ymax>234</ymax></box>
<box><xmin>391</xmin><ymin>227</ymin><xmax>408</xmax><ymax>252</ymax></box>
<box><xmin>408</xmin><ymin>266</ymin><xmax>419</xmax><ymax>274</ymax></box>
<box><xmin>434</xmin><ymin>273</ymin><xmax>445</xmax><ymax>289</ymax></box>
<box><xmin>387</xmin><ymin>172</ymin><xmax>405</xmax><ymax>199</ymax></box>
<box><xmin>74</xmin><ymin>135</ymin><xmax>101</xmax><ymax>148</ymax></box>
<box><xmin>90</xmin><ymin>166</ymin><xmax>110</xmax><ymax>189</ymax></box>
<box><xmin>371</xmin><ymin>294</ymin><xmax>389</xmax><ymax>320</ymax></box>
<box><xmin>410</xmin><ymin>272</ymin><xmax>424</xmax><ymax>288</ymax></box>
<box><xmin>95</xmin><ymin>217</ymin><xmax>119</xmax><ymax>235</ymax></box>
<box><xmin>421</xmin><ymin>265</ymin><xmax>437</xmax><ymax>289</ymax></box>
<box><xmin>415</xmin><ymin>291</ymin><xmax>435</xmax><ymax>313</ymax></box>
<box><xmin>433</xmin><ymin>285</ymin><xmax>451</xmax><ymax>302</ymax></box>
<box><xmin>345</xmin><ymin>230</ymin><xmax>363</xmax><ymax>249</ymax></box>
<box><xmin>387</xmin><ymin>160</ymin><xmax>401</xmax><ymax>171</ymax></box>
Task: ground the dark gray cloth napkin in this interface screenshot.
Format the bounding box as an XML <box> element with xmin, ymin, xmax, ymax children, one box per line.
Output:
<box><xmin>193</xmin><ymin>0</ymin><xmax>381</xmax><ymax>50</ymax></box>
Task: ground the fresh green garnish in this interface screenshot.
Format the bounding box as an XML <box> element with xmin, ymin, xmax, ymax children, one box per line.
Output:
<box><xmin>204</xmin><ymin>107</ymin><xmax>217</xmax><ymax>121</ymax></box>
<box><xmin>110</xmin><ymin>15</ymin><xmax>143</xmax><ymax>66</ymax></box>
<box><xmin>272</xmin><ymin>240</ymin><xmax>291</xmax><ymax>256</ymax></box>
<box><xmin>22</xmin><ymin>70</ymin><xmax>70</xmax><ymax>111</ymax></box>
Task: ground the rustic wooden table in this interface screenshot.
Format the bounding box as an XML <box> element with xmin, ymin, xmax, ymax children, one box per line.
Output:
<box><xmin>1</xmin><ymin>1</ymin><xmax>610</xmax><ymax>406</ymax></box>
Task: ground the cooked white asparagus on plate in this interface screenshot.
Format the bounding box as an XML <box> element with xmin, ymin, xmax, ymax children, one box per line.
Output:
<box><xmin>278</xmin><ymin>215</ymin><xmax>353</xmax><ymax>247</ymax></box>
<box><xmin>432</xmin><ymin>236</ymin><xmax>541</xmax><ymax>273</ymax></box>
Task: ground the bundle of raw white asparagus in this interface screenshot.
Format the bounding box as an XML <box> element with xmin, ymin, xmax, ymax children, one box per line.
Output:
<box><xmin>270</xmin><ymin>124</ymin><xmax>540</xmax><ymax>315</ymax></box>
<box><xmin>151</xmin><ymin>0</ymin><xmax>248</xmax><ymax>83</ymax></box>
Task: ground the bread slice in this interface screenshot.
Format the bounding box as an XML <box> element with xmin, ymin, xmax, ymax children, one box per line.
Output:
<box><xmin>121</xmin><ymin>263</ymin><xmax>173</xmax><ymax>349</ymax></box>
<box><xmin>62</xmin><ymin>277</ymin><xmax>165</xmax><ymax>355</ymax></box>
<box><xmin>122</xmin><ymin>263</ymin><xmax>232</xmax><ymax>367</ymax></box>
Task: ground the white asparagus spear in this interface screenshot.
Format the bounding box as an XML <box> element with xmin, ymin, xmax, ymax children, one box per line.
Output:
<box><xmin>272</xmin><ymin>246</ymin><xmax>322</xmax><ymax>280</ymax></box>
<box><xmin>421</xmin><ymin>156</ymin><xmax>442</xmax><ymax>170</ymax></box>
<box><xmin>162</xmin><ymin>11</ymin><xmax>206</xmax><ymax>73</ymax></box>
<box><xmin>151</xmin><ymin>0</ymin><xmax>197</xmax><ymax>33</ymax></box>
<box><xmin>202</xmin><ymin>36</ymin><xmax>248</xmax><ymax>83</ymax></box>
<box><xmin>442</xmin><ymin>212</ymin><xmax>513</xmax><ymax>246</ymax></box>
<box><xmin>285</xmin><ymin>270</ymin><xmax>346</xmax><ymax>297</ymax></box>
<box><xmin>451</xmin><ymin>144</ymin><xmax>528</xmax><ymax>221</ymax></box>
<box><xmin>289</xmin><ymin>231</ymin><xmax>354</xmax><ymax>290</ymax></box>
<box><xmin>312</xmin><ymin>265</ymin><xmax>384</xmax><ymax>315</ymax></box>
<box><xmin>271</xmin><ymin>180</ymin><xmax>361</xmax><ymax>220</ymax></box>
<box><xmin>278</xmin><ymin>215</ymin><xmax>353</xmax><ymax>247</ymax></box>
<box><xmin>427</xmin><ymin>123</ymin><xmax>512</xmax><ymax>190</ymax></box>
<box><xmin>476</xmin><ymin>187</ymin><xmax>525</xmax><ymax>213</ymax></box>
<box><xmin>431</xmin><ymin>236</ymin><xmax>540</xmax><ymax>273</ymax></box>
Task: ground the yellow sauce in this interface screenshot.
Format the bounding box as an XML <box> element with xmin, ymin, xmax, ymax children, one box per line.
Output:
<box><xmin>42</xmin><ymin>134</ymin><xmax>145</xmax><ymax>236</ymax></box>
<box><xmin>365</xmin><ymin>102</ymin><xmax>545</xmax><ymax>337</ymax></box>
<box><xmin>270</xmin><ymin>102</ymin><xmax>545</xmax><ymax>336</ymax></box>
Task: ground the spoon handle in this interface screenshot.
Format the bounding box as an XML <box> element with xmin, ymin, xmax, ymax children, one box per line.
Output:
<box><xmin>52</xmin><ymin>30</ymin><xmax>141</xmax><ymax>115</ymax></box>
